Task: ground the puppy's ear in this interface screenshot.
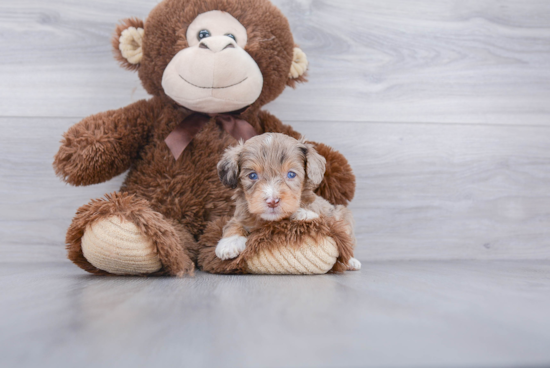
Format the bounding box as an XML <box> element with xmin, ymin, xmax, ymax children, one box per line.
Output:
<box><xmin>218</xmin><ymin>142</ymin><xmax>244</xmax><ymax>189</ymax></box>
<box><xmin>301</xmin><ymin>142</ymin><xmax>326</xmax><ymax>187</ymax></box>
<box><xmin>112</xmin><ymin>18</ymin><xmax>145</xmax><ymax>71</ymax></box>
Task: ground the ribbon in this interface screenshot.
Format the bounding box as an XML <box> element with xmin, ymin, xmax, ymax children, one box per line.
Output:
<box><xmin>165</xmin><ymin>113</ymin><xmax>257</xmax><ymax>160</ymax></box>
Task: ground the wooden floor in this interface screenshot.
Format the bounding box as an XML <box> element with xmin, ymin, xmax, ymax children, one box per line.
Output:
<box><xmin>1</xmin><ymin>0</ymin><xmax>550</xmax><ymax>367</ymax></box>
<box><xmin>1</xmin><ymin>261</ymin><xmax>550</xmax><ymax>368</ymax></box>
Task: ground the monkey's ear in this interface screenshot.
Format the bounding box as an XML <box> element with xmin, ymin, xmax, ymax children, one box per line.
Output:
<box><xmin>218</xmin><ymin>141</ymin><xmax>244</xmax><ymax>189</ymax></box>
<box><xmin>287</xmin><ymin>47</ymin><xmax>308</xmax><ymax>88</ymax></box>
<box><xmin>302</xmin><ymin>142</ymin><xmax>326</xmax><ymax>187</ymax></box>
<box><xmin>112</xmin><ymin>18</ymin><xmax>145</xmax><ymax>71</ymax></box>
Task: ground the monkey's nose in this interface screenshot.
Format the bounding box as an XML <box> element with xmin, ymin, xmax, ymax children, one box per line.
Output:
<box><xmin>199</xmin><ymin>36</ymin><xmax>236</xmax><ymax>53</ymax></box>
<box><xmin>266</xmin><ymin>198</ymin><xmax>280</xmax><ymax>209</ymax></box>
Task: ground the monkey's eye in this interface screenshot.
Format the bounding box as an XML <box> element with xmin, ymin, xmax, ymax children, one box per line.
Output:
<box><xmin>248</xmin><ymin>172</ymin><xmax>259</xmax><ymax>180</ymax></box>
<box><xmin>225</xmin><ymin>33</ymin><xmax>237</xmax><ymax>41</ymax></box>
<box><xmin>287</xmin><ymin>171</ymin><xmax>297</xmax><ymax>179</ymax></box>
<box><xmin>198</xmin><ymin>30</ymin><xmax>211</xmax><ymax>41</ymax></box>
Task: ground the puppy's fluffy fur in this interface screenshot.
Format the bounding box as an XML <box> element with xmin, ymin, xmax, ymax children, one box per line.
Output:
<box><xmin>216</xmin><ymin>133</ymin><xmax>361</xmax><ymax>270</ymax></box>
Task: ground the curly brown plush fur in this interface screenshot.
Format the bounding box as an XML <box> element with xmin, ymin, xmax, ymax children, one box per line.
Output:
<box><xmin>67</xmin><ymin>192</ymin><xmax>195</xmax><ymax>276</ymax></box>
<box><xmin>197</xmin><ymin>217</ymin><xmax>249</xmax><ymax>274</ymax></box>
<box><xmin>197</xmin><ymin>217</ymin><xmax>354</xmax><ymax>274</ymax></box>
<box><xmin>54</xmin><ymin>0</ymin><xmax>356</xmax><ymax>277</ymax></box>
<box><xmin>311</xmin><ymin>143</ymin><xmax>356</xmax><ymax>206</ymax></box>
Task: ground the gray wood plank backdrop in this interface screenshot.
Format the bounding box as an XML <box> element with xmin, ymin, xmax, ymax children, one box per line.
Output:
<box><xmin>1</xmin><ymin>0</ymin><xmax>550</xmax><ymax>262</ymax></box>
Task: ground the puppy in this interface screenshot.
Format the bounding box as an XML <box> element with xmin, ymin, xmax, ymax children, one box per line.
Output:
<box><xmin>215</xmin><ymin>133</ymin><xmax>361</xmax><ymax>270</ymax></box>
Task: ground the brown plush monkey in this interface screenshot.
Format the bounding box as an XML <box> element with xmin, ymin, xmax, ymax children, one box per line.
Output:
<box><xmin>53</xmin><ymin>0</ymin><xmax>356</xmax><ymax>277</ymax></box>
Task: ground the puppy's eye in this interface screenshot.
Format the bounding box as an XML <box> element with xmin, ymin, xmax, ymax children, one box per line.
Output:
<box><xmin>225</xmin><ymin>33</ymin><xmax>237</xmax><ymax>41</ymax></box>
<box><xmin>287</xmin><ymin>171</ymin><xmax>297</xmax><ymax>179</ymax></box>
<box><xmin>248</xmin><ymin>172</ymin><xmax>258</xmax><ymax>180</ymax></box>
<box><xmin>198</xmin><ymin>29</ymin><xmax>211</xmax><ymax>41</ymax></box>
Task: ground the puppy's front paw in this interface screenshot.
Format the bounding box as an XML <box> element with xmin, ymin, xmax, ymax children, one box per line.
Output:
<box><xmin>291</xmin><ymin>208</ymin><xmax>320</xmax><ymax>222</ymax></box>
<box><xmin>215</xmin><ymin>235</ymin><xmax>247</xmax><ymax>260</ymax></box>
<box><xmin>348</xmin><ymin>257</ymin><xmax>362</xmax><ymax>271</ymax></box>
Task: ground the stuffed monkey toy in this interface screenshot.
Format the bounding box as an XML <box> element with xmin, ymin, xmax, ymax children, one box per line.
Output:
<box><xmin>53</xmin><ymin>0</ymin><xmax>356</xmax><ymax>276</ymax></box>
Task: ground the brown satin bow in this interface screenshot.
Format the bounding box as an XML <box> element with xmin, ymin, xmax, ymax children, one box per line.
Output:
<box><xmin>165</xmin><ymin>113</ymin><xmax>257</xmax><ymax>160</ymax></box>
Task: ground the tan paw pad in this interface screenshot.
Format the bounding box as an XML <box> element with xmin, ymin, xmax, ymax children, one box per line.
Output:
<box><xmin>81</xmin><ymin>216</ymin><xmax>162</xmax><ymax>275</ymax></box>
<box><xmin>245</xmin><ymin>236</ymin><xmax>339</xmax><ymax>275</ymax></box>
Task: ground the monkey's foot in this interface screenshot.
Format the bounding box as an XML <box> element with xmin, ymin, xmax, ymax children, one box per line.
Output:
<box><xmin>81</xmin><ymin>216</ymin><xmax>162</xmax><ymax>275</ymax></box>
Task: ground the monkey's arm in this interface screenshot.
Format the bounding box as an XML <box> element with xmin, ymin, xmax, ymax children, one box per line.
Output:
<box><xmin>53</xmin><ymin>98</ymin><xmax>161</xmax><ymax>186</ymax></box>
<box><xmin>258</xmin><ymin>111</ymin><xmax>356</xmax><ymax>206</ymax></box>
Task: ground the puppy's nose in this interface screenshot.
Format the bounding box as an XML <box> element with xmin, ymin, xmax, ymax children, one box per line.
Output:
<box><xmin>266</xmin><ymin>198</ymin><xmax>280</xmax><ymax>208</ymax></box>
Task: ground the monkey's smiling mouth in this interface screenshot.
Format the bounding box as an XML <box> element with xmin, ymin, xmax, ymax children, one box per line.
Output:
<box><xmin>179</xmin><ymin>75</ymin><xmax>248</xmax><ymax>89</ymax></box>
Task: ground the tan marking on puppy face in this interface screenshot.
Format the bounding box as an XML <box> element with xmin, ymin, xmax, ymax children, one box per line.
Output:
<box><xmin>239</xmin><ymin>133</ymin><xmax>307</xmax><ymax>221</ymax></box>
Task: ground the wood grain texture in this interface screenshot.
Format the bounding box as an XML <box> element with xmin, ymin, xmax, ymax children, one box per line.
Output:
<box><xmin>1</xmin><ymin>2</ymin><xmax>549</xmax><ymax>366</ymax></box>
<box><xmin>1</xmin><ymin>261</ymin><xmax>549</xmax><ymax>368</ymax></box>
<box><xmin>1</xmin><ymin>1</ymin><xmax>549</xmax><ymax>260</ymax></box>
<box><xmin>0</xmin><ymin>0</ymin><xmax>549</xmax><ymax>124</ymax></box>
<box><xmin>2</xmin><ymin>117</ymin><xmax>550</xmax><ymax>262</ymax></box>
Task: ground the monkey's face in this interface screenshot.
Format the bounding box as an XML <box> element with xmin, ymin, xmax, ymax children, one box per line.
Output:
<box><xmin>113</xmin><ymin>0</ymin><xmax>309</xmax><ymax>114</ymax></box>
<box><xmin>161</xmin><ymin>11</ymin><xmax>263</xmax><ymax>114</ymax></box>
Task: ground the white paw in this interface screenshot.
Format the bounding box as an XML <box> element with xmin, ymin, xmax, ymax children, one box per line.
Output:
<box><xmin>291</xmin><ymin>208</ymin><xmax>320</xmax><ymax>221</ymax></box>
<box><xmin>215</xmin><ymin>235</ymin><xmax>247</xmax><ymax>260</ymax></box>
<box><xmin>348</xmin><ymin>257</ymin><xmax>362</xmax><ymax>271</ymax></box>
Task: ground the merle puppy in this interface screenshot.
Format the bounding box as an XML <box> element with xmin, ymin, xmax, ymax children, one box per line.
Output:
<box><xmin>215</xmin><ymin>133</ymin><xmax>361</xmax><ymax>270</ymax></box>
